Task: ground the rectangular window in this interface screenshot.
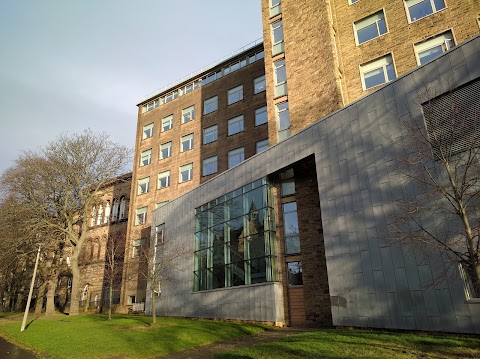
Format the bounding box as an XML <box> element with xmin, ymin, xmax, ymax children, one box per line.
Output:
<box><xmin>283</xmin><ymin>202</ymin><xmax>300</xmax><ymax>254</ymax></box>
<box><xmin>271</xmin><ymin>20</ymin><xmax>285</xmax><ymax>55</ymax></box>
<box><xmin>405</xmin><ymin>0</ymin><xmax>446</xmax><ymax>23</ymax></box>
<box><xmin>179</xmin><ymin>163</ymin><xmax>193</xmax><ymax>183</ymax></box>
<box><xmin>270</xmin><ymin>0</ymin><xmax>281</xmax><ymax>17</ymax></box>
<box><xmin>156</xmin><ymin>201</ymin><xmax>169</xmax><ymax>209</ymax></box>
<box><xmin>145</xmin><ymin>99</ymin><xmax>159</xmax><ymax>112</ymax></box>
<box><xmin>140</xmin><ymin>149</ymin><xmax>152</xmax><ymax>166</ymax></box>
<box><xmin>256</xmin><ymin>139</ymin><xmax>269</xmax><ymax>154</ymax></box>
<box><xmin>132</xmin><ymin>239</ymin><xmax>144</xmax><ymax>258</ymax></box>
<box><xmin>287</xmin><ymin>261</ymin><xmax>303</xmax><ymax>285</ymax></box>
<box><xmin>228</xmin><ymin>147</ymin><xmax>244</xmax><ymax>168</ymax></box>
<box><xmin>360</xmin><ymin>54</ymin><xmax>396</xmax><ymax>90</ymax></box>
<box><xmin>204</xmin><ymin>96</ymin><xmax>218</xmax><ymax>115</ymax></box>
<box><xmin>160</xmin><ymin>142</ymin><xmax>172</xmax><ymax>159</ymax></box>
<box><xmin>255</xmin><ymin>106</ymin><xmax>268</xmax><ymax>126</ymax></box>
<box><xmin>349</xmin><ymin>0</ymin><xmax>359</xmax><ymax>4</ymax></box>
<box><xmin>155</xmin><ymin>224</ymin><xmax>165</xmax><ymax>245</ymax></box>
<box><xmin>181</xmin><ymin>133</ymin><xmax>194</xmax><ymax>152</ymax></box>
<box><xmin>203</xmin><ymin>125</ymin><xmax>218</xmax><ymax>144</ymax></box>
<box><xmin>182</xmin><ymin>105</ymin><xmax>195</xmax><ymax>124</ymax></box>
<box><xmin>202</xmin><ymin>70</ymin><xmax>222</xmax><ymax>86</ymax></box>
<box><xmin>203</xmin><ymin>156</ymin><xmax>218</xmax><ymax>176</ymax></box>
<box><xmin>274</xmin><ymin>59</ymin><xmax>288</xmax><ymax>97</ymax></box>
<box><xmin>249</xmin><ymin>50</ymin><xmax>264</xmax><ymax>64</ymax></box>
<box><xmin>414</xmin><ymin>31</ymin><xmax>454</xmax><ymax>65</ymax></box>
<box><xmin>228</xmin><ymin>115</ymin><xmax>244</xmax><ymax>136</ymax></box>
<box><xmin>281</xmin><ymin>169</ymin><xmax>295</xmax><ymax>196</ymax></box>
<box><xmin>142</xmin><ymin>123</ymin><xmax>154</xmax><ymax>140</ymax></box>
<box><xmin>228</xmin><ymin>85</ymin><xmax>243</xmax><ymax>105</ymax></box>
<box><xmin>354</xmin><ymin>10</ymin><xmax>387</xmax><ymax>45</ymax></box>
<box><xmin>277</xmin><ymin>101</ymin><xmax>291</xmax><ymax>141</ymax></box>
<box><xmin>135</xmin><ymin>207</ymin><xmax>147</xmax><ymax>225</ymax></box>
<box><xmin>158</xmin><ymin>171</ymin><xmax>171</xmax><ymax>189</ymax></box>
<box><xmin>137</xmin><ymin>177</ymin><xmax>150</xmax><ymax>195</ymax></box>
<box><xmin>162</xmin><ymin>115</ymin><xmax>173</xmax><ymax>132</ymax></box>
<box><xmin>459</xmin><ymin>263</ymin><xmax>480</xmax><ymax>300</ymax></box>
<box><xmin>254</xmin><ymin>75</ymin><xmax>266</xmax><ymax>94</ymax></box>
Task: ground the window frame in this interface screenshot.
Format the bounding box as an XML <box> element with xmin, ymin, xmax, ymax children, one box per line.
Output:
<box><xmin>227</xmin><ymin>85</ymin><xmax>244</xmax><ymax>105</ymax></box>
<box><xmin>413</xmin><ymin>30</ymin><xmax>454</xmax><ymax>65</ymax></box>
<box><xmin>137</xmin><ymin>177</ymin><xmax>150</xmax><ymax>196</ymax></box>
<box><xmin>228</xmin><ymin>115</ymin><xmax>244</xmax><ymax>136</ymax></box>
<box><xmin>182</xmin><ymin>105</ymin><xmax>195</xmax><ymax>124</ymax></box>
<box><xmin>179</xmin><ymin>163</ymin><xmax>193</xmax><ymax>183</ymax></box>
<box><xmin>404</xmin><ymin>0</ymin><xmax>446</xmax><ymax>23</ymax></box>
<box><xmin>256</xmin><ymin>139</ymin><xmax>269</xmax><ymax>154</ymax></box>
<box><xmin>140</xmin><ymin>149</ymin><xmax>152</xmax><ymax>167</ymax></box>
<box><xmin>160</xmin><ymin>141</ymin><xmax>172</xmax><ymax>160</ymax></box>
<box><xmin>274</xmin><ymin>59</ymin><xmax>288</xmax><ymax>97</ymax></box>
<box><xmin>270</xmin><ymin>0</ymin><xmax>281</xmax><ymax>17</ymax></box>
<box><xmin>276</xmin><ymin>101</ymin><xmax>291</xmax><ymax>141</ymax></box>
<box><xmin>271</xmin><ymin>20</ymin><xmax>285</xmax><ymax>55</ymax></box>
<box><xmin>228</xmin><ymin>147</ymin><xmax>245</xmax><ymax>168</ymax></box>
<box><xmin>353</xmin><ymin>10</ymin><xmax>388</xmax><ymax>45</ymax></box>
<box><xmin>204</xmin><ymin>96</ymin><xmax>218</xmax><ymax>115</ymax></box>
<box><xmin>254</xmin><ymin>75</ymin><xmax>266</xmax><ymax>94</ymax></box>
<box><xmin>135</xmin><ymin>207</ymin><xmax>147</xmax><ymax>226</ymax></box>
<box><xmin>203</xmin><ymin>125</ymin><xmax>218</xmax><ymax>144</ymax></box>
<box><xmin>142</xmin><ymin>123</ymin><xmax>154</xmax><ymax>140</ymax></box>
<box><xmin>202</xmin><ymin>156</ymin><xmax>218</xmax><ymax>176</ymax></box>
<box><xmin>157</xmin><ymin>171</ymin><xmax>171</xmax><ymax>189</ymax></box>
<box><xmin>180</xmin><ymin>133</ymin><xmax>194</xmax><ymax>152</ymax></box>
<box><xmin>255</xmin><ymin>106</ymin><xmax>268</xmax><ymax>126</ymax></box>
<box><xmin>162</xmin><ymin>115</ymin><xmax>173</xmax><ymax>132</ymax></box>
<box><xmin>359</xmin><ymin>54</ymin><xmax>396</xmax><ymax>90</ymax></box>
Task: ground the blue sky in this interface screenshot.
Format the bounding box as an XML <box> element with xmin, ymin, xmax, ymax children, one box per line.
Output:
<box><xmin>0</xmin><ymin>0</ymin><xmax>263</xmax><ymax>173</ymax></box>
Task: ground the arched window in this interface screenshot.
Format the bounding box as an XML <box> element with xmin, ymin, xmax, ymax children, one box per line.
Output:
<box><xmin>119</xmin><ymin>196</ymin><xmax>126</xmax><ymax>220</ymax></box>
<box><xmin>91</xmin><ymin>206</ymin><xmax>97</xmax><ymax>227</ymax></box>
<box><xmin>97</xmin><ymin>241</ymin><xmax>102</xmax><ymax>260</ymax></box>
<box><xmin>104</xmin><ymin>201</ymin><xmax>111</xmax><ymax>223</ymax></box>
<box><xmin>82</xmin><ymin>285</ymin><xmax>89</xmax><ymax>301</ymax></box>
<box><xmin>112</xmin><ymin>198</ymin><xmax>119</xmax><ymax>222</ymax></box>
<box><xmin>97</xmin><ymin>204</ymin><xmax>103</xmax><ymax>225</ymax></box>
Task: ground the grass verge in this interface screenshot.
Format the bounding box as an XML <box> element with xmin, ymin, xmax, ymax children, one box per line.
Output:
<box><xmin>216</xmin><ymin>328</ymin><xmax>480</xmax><ymax>359</ymax></box>
<box><xmin>0</xmin><ymin>313</ymin><xmax>268</xmax><ymax>358</ymax></box>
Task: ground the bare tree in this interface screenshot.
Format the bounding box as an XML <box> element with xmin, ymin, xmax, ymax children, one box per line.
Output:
<box><xmin>388</xmin><ymin>84</ymin><xmax>480</xmax><ymax>297</ymax></box>
<box><xmin>0</xmin><ymin>130</ymin><xmax>131</xmax><ymax>315</ymax></box>
<box><xmin>103</xmin><ymin>230</ymin><xmax>126</xmax><ymax>320</ymax></box>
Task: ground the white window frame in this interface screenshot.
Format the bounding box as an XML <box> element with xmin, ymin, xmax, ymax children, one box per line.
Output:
<box><xmin>135</xmin><ymin>207</ymin><xmax>147</xmax><ymax>226</ymax></box>
<box><xmin>228</xmin><ymin>147</ymin><xmax>245</xmax><ymax>168</ymax></box>
<box><xmin>156</xmin><ymin>201</ymin><xmax>169</xmax><ymax>209</ymax></box>
<box><xmin>255</xmin><ymin>106</ymin><xmax>268</xmax><ymax>126</ymax></box>
<box><xmin>354</xmin><ymin>10</ymin><xmax>387</xmax><ymax>45</ymax></box>
<box><xmin>271</xmin><ymin>20</ymin><xmax>284</xmax><ymax>56</ymax></box>
<box><xmin>203</xmin><ymin>125</ymin><xmax>218</xmax><ymax>144</ymax></box>
<box><xmin>277</xmin><ymin>101</ymin><xmax>291</xmax><ymax>141</ymax></box>
<box><xmin>158</xmin><ymin>171</ymin><xmax>171</xmax><ymax>189</ymax></box>
<box><xmin>228</xmin><ymin>85</ymin><xmax>243</xmax><ymax>105</ymax></box>
<box><xmin>270</xmin><ymin>0</ymin><xmax>281</xmax><ymax>17</ymax></box>
<box><xmin>459</xmin><ymin>263</ymin><xmax>480</xmax><ymax>301</ymax></box>
<box><xmin>256</xmin><ymin>139</ymin><xmax>269</xmax><ymax>154</ymax></box>
<box><xmin>180</xmin><ymin>133</ymin><xmax>194</xmax><ymax>152</ymax></box>
<box><xmin>160</xmin><ymin>141</ymin><xmax>172</xmax><ymax>159</ymax></box>
<box><xmin>182</xmin><ymin>105</ymin><xmax>195</xmax><ymax>124</ymax></box>
<box><xmin>137</xmin><ymin>177</ymin><xmax>150</xmax><ymax>195</ymax></box>
<box><xmin>179</xmin><ymin>163</ymin><xmax>193</xmax><ymax>183</ymax></box>
<box><xmin>228</xmin><ymin>115</ymin><xmax>244</xmax><ymax>136</ymax></box>
<box><xmin>140</xmin><ymin>149</ymin><xmax>152</xmax><ymax>167</ymax></box>
<box><xmin>274</xmin><ymin>59</ymin><xmax>288</xmax><ymax>97</ymax></box>
<box><xmin>349</xmin><ymin>0</ymin><xmax>359</xmax><ymax>4</ymax></box>
<box><xmin>204</xmin><ymin>96</ymin><xmax>218</xmax><ymax>115</ymax></box>
<box><xmin>359</xmin><ymin>54</ymin><xmax>396</xmax><ymax>90</ymax></box>
<box><xmin>254</xmin><ymin>75</ymin><xmax>266</xmax><ymax>94</ymax></box>
<box><xmin>414</xmin><ymin>31</ymin><xmax>454</xmax><ymax>65</ymax></box>
<box><xmin>203</xmin><ymin>156</ymin><xmax>218</xmax><ymax>176</ymax></box>
<box><xmin>142</xmin><ymin>123</ymin><xmax>154</xmax><ymax>140</ymax></box>
<box><xmin>162</xmin><ymin>115</ymin><xmax>173</xmax><ymax>132</ymax></box>
<box><xmin>404</xmin><ymin>0</ymin><xmax>446</xmax><ymax>23</ymax></box>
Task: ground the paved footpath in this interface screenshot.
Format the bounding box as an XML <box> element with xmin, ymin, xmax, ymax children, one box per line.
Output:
<box><xmin>160</xmin><ymin>327</ymin><xmax>315</xmax><ymax>359</ymax></box>
<box><xmin>0</xmin><ymin>336</ymin><xmax>37</xmax><ymax>359</ymax></box>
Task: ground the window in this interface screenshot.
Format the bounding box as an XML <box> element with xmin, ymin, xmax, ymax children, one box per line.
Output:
<box><xmin>254</xmin><ymin>76</ymin><xmax>266</xmax><ymax>94</ymax></box>
<box><xmin>228</xmin><ymin>85</ymin><xmax>243</xmax><ymax>105</ymax></box>
<box><xmin>137</xmin><ymin>177</ymin><xmax>150</xmax><ymax>195</ymax></box>
<box><xmin>223</xmin><ymin>59</ymin><xmax>247</xmax><ymax>75</ymax></box>
<box><xmin>135</xmin><ymin>207</ymin><xmax>147</xmax><ymax>225</ymax></box>
<box><xmin>271</xmin><ymin>20</ymin><xmax>284</xmax><ymax>55</ymax></box>
<box><xmin>280</xmin><ymin>168</ymin><xmax>295</xmax><ymax>196</ymax></box>
<box><xmin>104</xmin><ymin>201</ymin><xmax>111</xmax><ymax>223</ymax></box>
<box><xmin>156</xmin><ymin>201</ymin><xmax>168</xmax><ymax>209</ymax></box>
<box><xmin>91</xmin><ymin>206</ymin><xmax>96</xmax><ymax>227</ymax></box>
<box><xmin>255</xmin><ymin>106</ymin><xmax>268</xmax><ymax>126</ymax></box>
<box><xmin>277</xmin><ymin>101</ymin><xmax>291</xmax><ymax>141</ymax></box>
<box><xmin>414</xmin><ymin>31</ymin><xmax>454</xmax><ymax>65</ymax></box>
<box><xmin>179</xmin><ymin>163</ymin><xmax>193</xmax><ymax>183</ymax></box>
<box><xmin>203</xmin><ymin>156</ymin><xmax>218</xmax><ymax>176</ymax></box>
<box><xmin>249</xmin><ymin>50</ymin><xmax>264</xmax><ymax>64</ymax></box>
<box><xmin>162</xmin><ymin>115</ymin><xmax>173</xmax><ymax>132</ymax></box>
<box><xmin>228</xmin><ymin>115</ymin><xmax>244</xmax><ymax>136</ymax></box>
<box><xmin>112</xmin><ymin>199</ymin><xmax>119</xmax><ymax>222</ymax></box>
<box><xmin>142</xmin><ymin>123</ymin><xmax>154</xmax><ymax>139</ymax></box>
<box><xmin>160</xmin><ymin>142</ymin><xmax>172</xmax><ymax>159</ymax></box>
<box><xmin>228</xmin><ymin>147</ymin><xmax>244</xmax><ymax>168</ymax></box>
<box><xmin>203</xmin><ymin>125</ymin><xmax>218</xmax><ymax>144</ymax></box>
<box><xmin>145</xmin><ymin>99</ymin><xmax>159</xmax><ymax>112</ymax></box>
<box><xmin>158</xmin><ymin>171</ymin><xmax>171</xmax><ymax>189</ymax></box>
<box><xmin>270</xmin><ymin>0</ymin><xmax>281</xmax><ymax>17</ymax></box>
<box><xmin>119</xmin><ymin>196</ymin><xmax>126</xmax><ymax>220</ymax></box>
<box><xmin>459</xmin><ymin>263</ymin><xmax>480</xmax><ymax>300</ymax></box>
<box><xmin>287</xmin><ymin>261</ymin><xmax>303</xmax><ymax>285</ymax></box>
<box><xmin>140</xmin><ymin>149</ymin><xmax>152</xmax><ymax>166</ymax></box>
<box><xmin>132</xmin><ymin>239</ymin><xmax>144</xmax><ymax>258</ymax></box>
<box><xmin>96</xmin><ymin>204</ymin><xmax>103</xmax><ymax>225</ymax></box>
<box><xmin>283</xmin><ymin>202</ymin><xmax>300</xmax><ymax>254</ymax></box>
<box><xmin>181</xmin><ymin>133</ymin><xmax>194</xmax><ymax>152</ymax></box>
<box><xmin>202</xmin><ymin>70</ymin><xmax>222</xmax><ymax>86</ymax></box>
<box><xmin>156</xmin><ymin>224</ymin><xmax>165</xmax><ymax>245</ymax></box>
<box><xmin>349</xmin><ymin>0</ymin><xmax>359</xmax><ymax>4</ymax></box>
<box><xmin>182</xmin><ymin>106</ymin><xmax>195</xmax><ymax>124</ymax></box>
<box><xmin>360</xmin><ymin>54</ymin><xmax>396</xmax><ymax>90</ymax></box>
<box><xmin>204</xmin><ymin>96</ymin><xmax>218</xmax><ymax>115</ymax></box>
<box><xmin>256</xmin><ymin>139</ymin><xmax>269</xmax><ymax>153</ymax></box>
<box><xmin>194</xmin><ymin>178</ymin><xmax>277</xmax><ymax>291</ymax></box>
<box><xmin>405</xmin><ymin>0</ymin><xmax>446</xmax><ymax>23</ymax></box>
<box><xmin>354</xmin><ymin>10</ymin><xmax>387</xmax><ymax>45</ymax></box>
<box><xmin>274</xmin><ymin>59</ymin><xmax>288</xmax><ymax>97</ymax></box>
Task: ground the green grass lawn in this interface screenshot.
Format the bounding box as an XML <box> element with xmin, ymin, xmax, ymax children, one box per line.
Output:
<box><xmin>0</xmin><ymin>313</ymin><xmax>267</xmax><ymax>358</ymax></box>
<box><xmin>217</xmin><ymin>329</ymin><xmax>480</xmax><ymax>359</ymax></box>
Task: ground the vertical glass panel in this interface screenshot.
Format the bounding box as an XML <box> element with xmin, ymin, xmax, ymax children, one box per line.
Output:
<box><xmin>418</xmin><ymin>45</ymin><xmax>443</xmax><ymax>64</ymax></box>
<box><xmin>250</xmin><ymin>258</ymin><xmax>267</xmax><ymax>284</ymax></box>
<box><xmin>194</xmin><ymin>231</ymin><xmax>208</xmax><ymax>251</ymax></box>
<box><xmin>244</xmin><ymin>187</ymin><xmax>265</xmax><ymax>215</ymax></box>
<box><xmin>364</xmin><ymin>67</ymin><xmax>386</xmax><ymax>89</ymax></box>
<box><xmin>409</xmin><ymin>0</ymin><xmax>433</xmax><ymax>21</ymax></box>
<box><xmin>228</xmin><ymin>262</ymin><xmax>246</xmax><ymax>287</ymax></box>
<box><xmin>281</xmin><ymin>179</ymin><xmax>295</xmax><ymax>196</ymax></box>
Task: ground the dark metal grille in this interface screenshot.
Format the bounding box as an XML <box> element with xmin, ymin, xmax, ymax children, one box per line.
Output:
<box><xmin>423</xmin><ymin>79</ymin><xmax>480</xmax><ymax>157</ymax></box>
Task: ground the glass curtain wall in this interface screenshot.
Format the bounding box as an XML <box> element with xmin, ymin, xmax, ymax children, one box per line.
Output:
<box><xmin>194</xmin><ymin>178</ymin><xmax>277</xmax><ymax>291</ymax></box>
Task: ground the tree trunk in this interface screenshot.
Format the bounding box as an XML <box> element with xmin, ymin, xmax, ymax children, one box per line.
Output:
<box><xmin>45</xmin><ymin>278</ymin><xmax>56</xmax><ymax>316</ymax></box>
<box><xmin>151</xmin><ymin>290</ymin><xmax>156</xmax><ymax>325</ymax></box>
<box><xmin>108</xmin><ymin>279</ymin><xmax>113</xmax><ymax>320</ymax></box>
<box><xmin>34</xmin><ymin>281</ymin><xmax>47</xmax><ymax>315</ymax></box>
<box><xmin>69</xmin><ymin>257</ymin><xmax>81</xmax><ymax>315</ymax></box>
